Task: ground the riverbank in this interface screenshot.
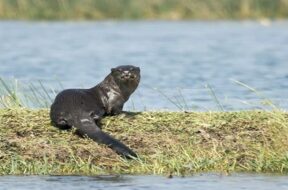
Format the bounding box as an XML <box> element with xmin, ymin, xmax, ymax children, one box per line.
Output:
<box><xmin>0</xmin><ymin>108</ymin><xmax>287</xmax><ymax>175</ymax></box>
<box><xmin>0</xmin><ymin>0</ymin><xmax>288</xmax><ymax>20</ymax></box>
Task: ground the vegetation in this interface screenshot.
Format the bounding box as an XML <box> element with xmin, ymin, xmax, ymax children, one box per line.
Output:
<box><xmin>0</xmin><ymin>78</ymin><xmax>56</xmax><ymax>108</ymax></box>
<box><xmin>0</xmin><ymin>78</ymin><xmax>287</xmax><ymax>175</ymax></box>
<box><xmin>0</xmin><ymin>0</ymin><xmax>288</xmax><ymax>20</ymax></box>
<box><xmin>0</xmin><ymin>108</ymin><xmax>288</xmax><ymax>175</ymax></box>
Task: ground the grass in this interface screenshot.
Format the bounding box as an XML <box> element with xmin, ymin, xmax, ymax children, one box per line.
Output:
<box><xmin>0</xmin><ymin>78</ymin><xmax>54</xmax><ymax>108</ymax></box>
<box><xmin>0</xmin><ymin>78</ymin><xmax>287</xmax><ymax>175</ymax></box>
<box><xmin>0</xmin><ymin>0</ymin><xmax>288</xmax><ymax>20</ymax></box>
<box><xmin>0</xmin><ymin>108</ymin><xmax>288</xmax><ymax>175</ymax></box>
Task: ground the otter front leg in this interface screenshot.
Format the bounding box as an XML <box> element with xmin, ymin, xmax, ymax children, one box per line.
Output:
<box><xmin>106</xmin><ymin>105</ymin><xmax>123</xmax><ymax>116</ymax></box>
<box><xmin>106</xmin><ymin>98</ymin><xmax>125</xmax><ymax>115</ymax></box>
<box><xmin>110</xmin><ymin>104</ymin><xmax>124</xmax><ymax>115</ymax></box>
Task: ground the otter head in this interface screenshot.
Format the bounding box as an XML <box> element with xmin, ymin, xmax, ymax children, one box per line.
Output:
<box><xmin>111</xmin><ymin>65</ymin><xmax>140</xmax><ymax>83</ymax></box>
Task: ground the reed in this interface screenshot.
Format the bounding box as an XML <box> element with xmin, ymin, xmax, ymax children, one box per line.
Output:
<box><xmin>0</xmin><ymin>0</ymin><xmax>287</xmax><ymax>20</ymax></box>
<box><xmin>0</xmin><ymin>78</ymin><xmax>55</xmax><ymax>108</ymax></box>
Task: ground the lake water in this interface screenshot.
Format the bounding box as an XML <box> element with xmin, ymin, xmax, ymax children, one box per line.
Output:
<box><xmin>0</xmin><ymin>21</ymin><xmax>288</xmax><ymax>111</ymax></box>
<box><xmin>0</xmin><ymin>21</ymin><xmax>288</xmax><ymax>188</ymax></box>
<box><xmin>0</xmin><ymin>174</ymin><xmax>288</xmax><ymax>190</ymax></box>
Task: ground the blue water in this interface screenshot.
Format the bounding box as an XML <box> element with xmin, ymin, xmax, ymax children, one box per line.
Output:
<box><xmin>1</xmin><ymin>21</ymin><xmax>288</xmax><ymax>189</ymax></box>
<box><xmin>0</xmin><ymin>174</ymin><xmax>288</xmax><ymax>190</ymax></box>
<box><xmin>0</xmin><ymin>21</ymin><xmax>288</xmax><ymax>110</ymax></box>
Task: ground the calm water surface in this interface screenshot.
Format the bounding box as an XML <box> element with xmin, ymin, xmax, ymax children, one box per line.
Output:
<box><xmin>0</xmin><ymin>21</ymin><xmax>288</xmax><ymax>188</ymax></box>
<box><xmin>0</xmin><ymin>21</ymin><xmax>288</xmax><ymax>110</ymax></box>
<box><xmin>0</xmin><ymin>174</ymin><xmax>288</xmax><ymax>190</ymax></box>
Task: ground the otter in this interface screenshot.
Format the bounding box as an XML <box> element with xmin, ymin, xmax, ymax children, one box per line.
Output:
<box><xmin>50</xmin><ymin>65</ymin><xmax>140</xmax><ymax>158</ymax></box>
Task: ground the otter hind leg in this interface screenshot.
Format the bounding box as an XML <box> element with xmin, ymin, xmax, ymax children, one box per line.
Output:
<box><xmin>53</xmin><ymin>117</ymin><xmax>72</xmax><ymax>130</ymax></box>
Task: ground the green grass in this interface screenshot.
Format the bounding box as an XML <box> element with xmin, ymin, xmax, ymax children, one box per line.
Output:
<box><xmin>0</xmin><ymin>109</ymin><xmax>288</xmax><ymax>175</ymax></box>
<box><xmin>0</xmin><ymin>0</ymin><xmax>288</xmax><ymax>20</ymax></box>
<box><xmin>0</xmin><ymin>78</ymin><xmax>287</xmax><ymax>175</ymax></box>
<box><xmin>0</xmin><ymin>78</ymin><xmax>54</xmax><ymax>108</ymax></box>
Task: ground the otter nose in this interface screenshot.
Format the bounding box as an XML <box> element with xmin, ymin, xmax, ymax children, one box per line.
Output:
<box><xmin>123</xmin><ymin>71</ymin><xmax>130</xmax><ymax>77</ymax></box>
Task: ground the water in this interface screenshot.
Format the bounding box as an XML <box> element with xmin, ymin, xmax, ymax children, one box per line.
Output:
<box><xmin>1</xmin><ymin>21</ymin><xmax>288</xmax><ymax>188</ymax></box>
<box><xmin>0</xmin><ymin>21</ymin><xmax>288</xmax><ymax>110</ymax></box>
<box><xmin>0</xmin><ymin>174</ymin><xmax>287</xmax><ymax>190</ymax></box>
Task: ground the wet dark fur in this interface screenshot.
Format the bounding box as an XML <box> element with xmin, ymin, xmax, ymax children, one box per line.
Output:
<box><xmin>50</xmin><ymin>65</ymin><xmax>140</xmax><ymax>158</ymax></box>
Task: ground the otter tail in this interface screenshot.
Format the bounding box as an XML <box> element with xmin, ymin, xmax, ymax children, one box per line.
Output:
<box><xmin>74</xmin><ymin>118</ymin><xmax>137</xmax><ymax>159</ymax></box>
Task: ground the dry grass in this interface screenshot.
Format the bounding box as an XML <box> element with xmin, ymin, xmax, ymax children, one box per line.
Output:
<box><xmin>0</xmin><ymin>108</ymin><xmax>288</xmax><ymax>175</ymax></box>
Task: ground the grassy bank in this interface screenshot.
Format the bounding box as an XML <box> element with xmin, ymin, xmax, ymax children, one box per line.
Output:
<box><xmin>0</xmin><ymin>108</ymin><xmax>288</xmax><ymax>175</ymax></box>
<box><xmin>0</xmin><ymin>0</ymin><xmax>288</xmax><ymax>20</ymax></box>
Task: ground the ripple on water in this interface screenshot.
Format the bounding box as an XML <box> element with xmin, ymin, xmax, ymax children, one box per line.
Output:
<box><xmin>0</xmin><ymin>174</ymin><xmax>288</xmax><ymax>190</ymax></box>
<box><xmin>0</xmin><ymin>21</ymin><xmax>288</xmax><ymax>111</ymax></box>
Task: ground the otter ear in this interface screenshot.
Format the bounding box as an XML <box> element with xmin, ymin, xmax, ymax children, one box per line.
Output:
<box><xmin>111</xmin><ymin>68</ymin><xmax>116</xmax><ymax>73</ymax></box>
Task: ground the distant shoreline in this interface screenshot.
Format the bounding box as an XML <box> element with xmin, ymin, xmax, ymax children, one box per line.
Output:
<box><xmin>0</xmin><ymin>0</ymin><xmax>288</xmax><ymax>20</ymax></box>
